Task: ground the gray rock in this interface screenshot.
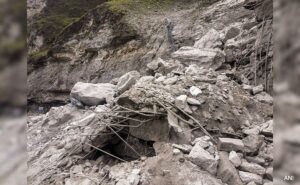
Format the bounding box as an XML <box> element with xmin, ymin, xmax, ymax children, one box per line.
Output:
<box><xmin>70</xmin><ymin>82</ymin><xmax>116</xmax><ymax>106</ymax></box>
<box><xmin>172</xmin><ymin>46</ymin><xmax>225</xmax><ymax>70</ymax></box>
<box><xmin>217</xmin><ymin>152</ymin><xmax>243</xmax><ymax>185</ymax></box>
<box><xmin>243</xmin><ymin>126</ymin><xmax>260</xmax><ymax>135</ymax></box>
<box><xmin>255</xmin><ymin>92</ymin><xmax>273</xmax><ymax>104</ymax></box>
<box><xmin>247</xmin><ymin>182</ymin><xmax>257</xmax><ymax>185</ymax></box>
<box><xmin>147</xmin><ymin>60</ymin><xmax>159</xmax><ymax>71</ymax></box>
<box><xmin>175</xmin><ymin>95</ymin><xmax>188</xmax><ymax>109</ymax></box>
<box><xmin>229</xmin><ymin>151</ymin><xmax>242</xmax><ymax>167</ymax></box>
<box><xmin>163</xmin><ymin>76</ymin><xmax>178</xmax><ymax>85</ymax></box>
<box><xmin>190</xmin><ymin>86</ymin><xmax>202</xmax><ymax>96</ymax></box>
<box><xmin>192</xmin><ymin>136</ymin><xmax>211</xmax><ymax>149</ymax></box>
<box><xmin>252</xmin><ymin>84</ymin><xmax>264</xmax><ymax>95</ymax></box>
<box><xmin>265</xmin><ymin>167</ymin><xmax>273</xmax><ymax>180</ymax></box>
<box><xmin>172</xmin><ymin>144</ymin><xmax>192</xmax><ymax>153</ymax></box>
<box><xmin>243</xmin><ymin>84</ymin><xmax>253</xmax><ymax>93</ymax></box>
<box><xmin>239</xmin><ymin>171</ymin><xmax>263</xmax><ymax>185</ymax></box>
<box><xmin>185</xmin><ymin>64</ymin><xmax>206</xmax><ymax>76</ymax></box>
<box><xmin>188</xmin><ymin>142</ymin><xmax>219</xmax><ymax>175</ymax></box>
<box><xmin>240</xmin><ymin>160</ymin><xmax>266</xmax><ymax>175</ymax></box>
<box><xmin>194</xmin><ymin>29</ymin><xmax>222</xmax><ymax>49</ymax></box>
<box><xmin>243</xmin><ymin>134</ymin><xmax>264</xmax><ymax>154</ymax></box>
<box><xmin>187</xmin><ymin>98</ymin><xmax>202</xmax><ymax>106</ymax></box>
<box><xmin>218</xmin><ymin>138</ymin><xmax>244</xmax><ymax>152</ymax></box>
<box><xmin>225</xmin><ymin>27</ymin><xmax>240</xmax><ymax>42</ymax></box>
<box><xmin>117</xmin><ymin>71</ymin><xmax>140</xmax><ymax>94</ymax></box>
<box><xmin>260</xmin><ymin>120</ymin><xmax>273</xmax><ymax>136</ymax></box>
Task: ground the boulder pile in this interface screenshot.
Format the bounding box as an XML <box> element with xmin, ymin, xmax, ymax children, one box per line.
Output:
<box><xmin>28</xmin><ymin>54</ymin><xmax>273</xmax><ymax>184</ymax></box>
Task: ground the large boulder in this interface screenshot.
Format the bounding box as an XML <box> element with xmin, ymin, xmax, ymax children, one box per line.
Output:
<box><xmin>70</xmin><ymin>82</ymin><xmax>116</xmax><ymax>106</ymax></box>
<box><xmin>172</xmin><ymin>46</ymin><xmax>225</xmax><ymax>70</ymax></box>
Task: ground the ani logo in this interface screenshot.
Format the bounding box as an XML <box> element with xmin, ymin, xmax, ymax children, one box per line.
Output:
<box><xmin>284</xmin><ymin>175</ymin><xmax>294</xmax><ymax>181</ymax></box>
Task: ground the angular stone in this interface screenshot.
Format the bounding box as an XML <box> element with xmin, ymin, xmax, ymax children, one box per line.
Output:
<box><xmin>239</xmin><ymin>171</ymin><xmax>263</xmax><ymax>185</ymax></box>
<box><xmin>70</xmin><ymin>82</ymin><xmax>116</xmax><ymax>106</ymax></box>
<box><xmin>252</xmin><ymin>84</ymin><xmax>264</xmax><ymax>95</ymax></box>
<box><xmin>117</xmin><ymin>71</ymin><xmax>140</xmax><ymax>94</ymax></box>
<box><xmin>163</xmin><ymin>76</ymin><xmax>178</xmax><ymax>85</ymax></box>
<box><xmin>192</xmin><ymin>136</ymin><xmax>210</xmax><ymax>149</ymax></box>
<box><xmin>255</xmin><ymin>92</ymin><xmax>273</xmax><ymax>104</ymax></box>
<box><xmin>129</xmin><ymin>118</ymin><xmax>169</xmax><ymax>142</ymax></box>
<box><xmin>225</xmin><ymin>27</ymin><xmax>240</xmax><ymax>42</ymax></box>
<box><xmin>217</xmin><ymin>152</ymin><xmax>243</xmax><ymax>185</ymax></box>
<box><xmin>172</xmin><ymin>144</ymin><xmax>192</xmax><ymax>154</ymax></box>
<box><xmin>147</xmin><ymin>60</ymin><xmax>159</xmax><ymax>71</ymax></box>
<box><xmin>188</xmin><ymin>142</ymin><xmax>219</xmax><ymax>175</ymax></box>
<box><xmin>190</xmin><ymin>86</ymin><xmax>202</xmax><ymax>96</ymax></box>
<box><xmin>265</xmin><ymin>167</ymin><xmax>273</xmax><ymax>180</ymax></box>
<box><xmin>247</xmin><ymin>182</ymin><xmax>257</xmax><ymax>185</ymax></box>
<box><xmin>229</xmin><ymin>151</ymin><xmax>242</xmax><ymax>167</ymax></box>
<box><xmin>260</xmin><ymin>120</ymin><xmax>273</xmax><ymax>137</ymax></box>
<box><xmin>175</xmin><ymin>95</ymin><xmax>188</xmax><ymax>109</ymax></box>
<box><xmin>243</xmin><ymin>126</ymin><xmax>260</xmax><ymax>135</ymax></box>
<box><xmin>194</xmin><ymin>29</ymin><xmax>222</xmax><ymax>49</ymax></box>
<box><xmin>187</xmin><ymin>98</ymin><xmax>202</xmax><ymax>106</ymax></box>
<box><xmin>172</xmin><ymin>46</ymin><xmax>225</xmax><ymax>70</ymax></box>
<box><xmin>240</xmin><ymin>160</ymin><xmax>266</xmax><ymax>175</ymax></box>
<box><xmin>243</xmin><ymin>84</ymin><xmax>253</xmax><ymax>93</ymax></box>
<box><xmin>218</xmin><ymin>138</ymin><xmax>244</xmax><ymax>152</ymax></box>
<box><xmin>243</xmin><ymin>134</ymin><xmax>264</xmax><ymax>154</ymax></box>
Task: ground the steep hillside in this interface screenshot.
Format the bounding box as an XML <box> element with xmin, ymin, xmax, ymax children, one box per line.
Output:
<box><xmin>27</xmin><ymin>0</ymin><xmax>272</xmax><ymax>112</ymax></box>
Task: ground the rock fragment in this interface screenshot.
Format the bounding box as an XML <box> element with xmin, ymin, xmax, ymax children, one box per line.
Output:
<box><xmin>265</xmin><ymin>167</ymin><xmax>273</xmax><ymax>180</ymax></box>
<box><xmin>252</xmin><ymin>84</ymin><xmax>264</xmax><ymax>95</ymax></box>
<box><xmin>190</xmin><ymin>86</ymin><xmax>202</xmax><ymax>96</ymax></box>
<box><xmin>194</xmin><ymin>29</ymin><xmax>222</xmax><ymax>49</ymax></box>
<box><xmin>243</xmin><ymin>134</ymin><xmax>264</xmax><ymax>154</ymax></box>
<box><xmin>217</xmin><ymin>152</ymin><xmax>243</xmax><ymax>185</ymax></box>
<box><xmin>188</xmin><ymin>142</ymin><xmax>218</xmax><ymax>175</ymax></box>
<box><xmin>260</xmin><ymin>120</ymin><xmax>273</xmax><ymax>136</ymax></box>
<box><xmin>187</xmin><ymin>98</ymin><xmax>202</xmax><ymax>106</ymax></box>
<box><xmin>255</xmin><ymin>92</ymin><xmax>273</xmax><ymax>104</ymax></box>
<box><xmin>70</xmin><ymin>82</ymin><xmax>115</xmax><ymax>106</ymax></box>
<box><xmin>218</xmin><ymin>138</ymin><xmax>244</xmax><ymax>152</ymax></box>
<box><xmin>239</xmin><ymin>171</ymin><xmax>263</xmax><ymax>185</ymax></box>
<box><xmin>172</xmin><ymin>46</ymin><xmax>225</xmax><ymax>70</ymax></box>
<box><xmin>229</xmin><ymin>151</ymin><xmax>242</xmax><ymax>167</ymax></box>
<box><xmin>117</xmin><ymin>71</ymin><xmax>140</xmax><ymax>94</ymax></box>
<box><xmin>240</xmin><ymin>160</ymin><xmax>266</xmax><ymax>175</ymax></box>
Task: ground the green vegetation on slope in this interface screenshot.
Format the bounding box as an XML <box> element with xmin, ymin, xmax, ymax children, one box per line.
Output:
<box><xmin>30</xmin><ymin>0</ymin><xmax>107</xmax><ymax>50</ymax></box>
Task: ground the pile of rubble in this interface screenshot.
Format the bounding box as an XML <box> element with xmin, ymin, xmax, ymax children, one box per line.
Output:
<box><xmin>28</xmin><ymin>53</ymin><xmax>273</xmax><ymax>184</ymax></box>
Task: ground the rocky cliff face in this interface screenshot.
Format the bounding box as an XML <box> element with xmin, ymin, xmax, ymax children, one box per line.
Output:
<box><xmin>27</xmin><ymin>0</ymin><xmax>273</xmax><ymax>110</ymax></box>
